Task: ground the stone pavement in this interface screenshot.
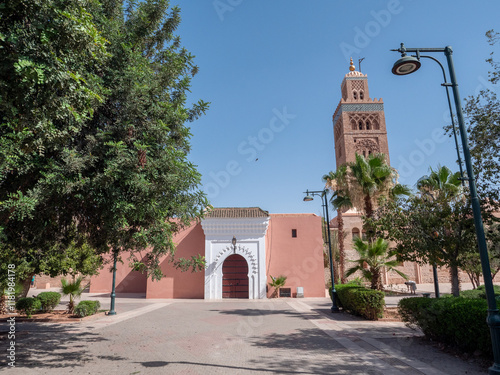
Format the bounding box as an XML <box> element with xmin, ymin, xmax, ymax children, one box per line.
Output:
<box><xmin>0</xmin><ymin>294</ymin><xmax>490</xmax><ymax>374</ymax></box>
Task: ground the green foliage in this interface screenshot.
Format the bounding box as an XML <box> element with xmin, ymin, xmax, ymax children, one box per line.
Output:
<box><xmin>0</xmin><ymin>0</ymin><xmax>208</xmax><ymax>281</ymax></box>
<box><xmin>74</xmin><ymin>300</ymin><xmax>101</xmax><ymax>317</ymax></box>
<box><xmin>61</xmin><ymin>277</ymin><xmax>86</xmax><ymax>314</ymax></box>
<box><xmin>269</xmin><ymin>275</ymin><xmax>287</xmax><ymax>288</ymax></box>
<box><xmin>345</xmin><ymin>237</ymin><xmax>407</xmax><ymax>290</ymax></box>
<box><xmin>334</xmin><ymin>284</ymin><xmax>385</xmax><ymax>320</ymax></box>
<box><xmin>324</xmin><ymin>153</ymin><xmax>408</xmax><ymax>221</ymax></box>
<box><xmin>36</xmin><ymin>292</ymin><xmax>61</xmax><ymax>313</ymax></box>
<box><xmin>460</xmin><ymin>285</ymin><xmax>500</xmax><ymax>299</ymax></box>
<box><xmin>370</xmin><ymin>165</ymin><xmax>477</xmax><ymax>296</ymax></box>
<box><xmin>15</xmin><ymin>297</ymin><xmax>41</xmax><ymax>318</ymax></box>
<box><xmin>269</xmin><ymin>275</ymin><xmax>287</xmax><ymax>297</ymax></box>
<box><xmin>398</xmin><ymin>297</ymin><xmax>492</xmax><ymax>357</ymax></box>
<box><xmin>458</xmin><ymin>30</ymin><xmax>500</xmax><ymax>281</ymax></box>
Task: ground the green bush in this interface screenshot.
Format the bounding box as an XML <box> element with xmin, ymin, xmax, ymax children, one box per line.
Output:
<box><xmin>334</xmin><ymin>284</ymin><xmax>384</xmax><ymax>320</ymax></box>
<box><xmin>460</xmin><ymin>285</ymin><xmax>500</xmax><ymax>299</ymax></box>
<box><xmin>74</xmin><ymin>300</ymin><xmax>101</xmax><ymax>317</ymax></box>
<box><xmin>398</xmin><ymin>297</ymin><xmax>491</xmax><ymax>357</ymax></box>
<box><xmin>15</xmin><ymin>297</ymin><xmax>41</xmax><ymax>318</ymax></box>
<box><xmin>36</xmin><ymin>292</ymin><xmax>61</xmax><ymax>312</ymax></box>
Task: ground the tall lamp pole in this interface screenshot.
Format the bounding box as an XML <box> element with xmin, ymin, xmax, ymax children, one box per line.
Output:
<box><xmin>303</xmin><ymin>189</ymin><xmax>339</xmax><ymax>312</ymax></box>
<box><xmin>108</xmin><ymin>249</ymin><xmax>118</xmax><ymax>315</ymax></box>
<box><xmin>391</xmin><ymin>43</ymin><xmax>500</xmax><ymax>374</ymax></box>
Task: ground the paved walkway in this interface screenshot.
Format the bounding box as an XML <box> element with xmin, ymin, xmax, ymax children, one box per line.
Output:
<box><xmin>0</xmin><ymin>291</ymin><xmax>490</xmax><ymax>374</ymax></box>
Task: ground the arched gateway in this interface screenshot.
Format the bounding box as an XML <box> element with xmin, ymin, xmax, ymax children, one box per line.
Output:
<box><xmin>202</xmin><ymin>207</ymin><xmax>269</xmax><ymax>300</ymax></box>
<box><xmin>222</xmin><ymin>254</ymin><xmax>249</xmax><ymax>298</ymax></box>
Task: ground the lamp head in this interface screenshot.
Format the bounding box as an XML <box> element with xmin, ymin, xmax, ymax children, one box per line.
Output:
<box><xmin>303</xmin><ymin>195</ymin><xmax>313</xmax><ymax>202</ymax></box>
<box><xmin>232</xmin><ymin>236</ymin><xmax>237</xmax><ymax>246</ymax></box>
<box><xmin>392</xmin><ymin>55</ymin><xmax>421</xmax><ymax>75</ymax></box>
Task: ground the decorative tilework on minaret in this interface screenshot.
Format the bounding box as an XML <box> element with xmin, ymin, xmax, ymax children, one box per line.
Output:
<box><xmin>332</xmin><ymin>58</ymin><xmax>390</xmax><ymax>167</ymax></box>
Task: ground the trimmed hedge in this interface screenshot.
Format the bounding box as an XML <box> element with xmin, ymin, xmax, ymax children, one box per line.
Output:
<box><xmin>460</xmin><ymin>285</ymin><xmax>500</xmax><ymax>300</ymax></box>
<box><xmin>334</xmin><ymin>284</ymin><xmax>385</xmax><ymax>320</ymax></box>
<box><xmin>398</xmin><ymin>297</ymin><xmax>491</xmax><ymax>357</ymax></box>
<box><xmin>36</xmin><ymin>292</ymin><xmax>61</xmax><ymax>313</ymax></box>
<box><xmin>16</xmin><ymin>297</ymin><xmax>41</xmax><ymax>318</ymax></box>
<box><xmin>75</xmin><ymin>300</ymin><xmax>101</xmax><ymax>317</ymax></box>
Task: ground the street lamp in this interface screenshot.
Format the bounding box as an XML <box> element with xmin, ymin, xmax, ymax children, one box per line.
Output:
<box><xmin>108</xmin><ymin>249</ymin><xmax>118</xmax><ymax>316</ymax></box>
<box><xmin>391</xmin><ymin>43</ymin><xmax>500</xmax><ymax>374</ymax></box>
<box><xmin>303</xmin><ymin>189</ymin><xmax>340</xmax><ymax>312</ymax></box>
<box><xmin>232</xmin><ymin>236</ymin><xmax>237</xmax><ymax>253</ymax></box>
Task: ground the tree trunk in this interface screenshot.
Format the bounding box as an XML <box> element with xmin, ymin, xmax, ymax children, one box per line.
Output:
<box><xmin>337</xmin><ymin>210</ymin><xmax>346</xmax><ymax>284</ymax></box>
<box><xmin>371</xmin><ymin>268</ymin><xmax>382</xmax><ymax>290</ymax></box>
<box><xmin>450</xmin><ymin>265</ymin><xmax>461</xmax><ymax>297</ymax></box>
<box><xmin>364</xmin><ymin>195</ymin><xmax>375</xmax><ymax>241</ymax></box>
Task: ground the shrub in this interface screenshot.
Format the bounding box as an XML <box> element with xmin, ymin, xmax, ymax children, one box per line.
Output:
<box><xmin>75</xmin><ymin>300</ymin><xmax>101</xmax><ymax>317</ymax></box>
<box><xmin>335</xmin><ymin>284</ymin><xmax>384</xmax><ymax>320</ymax></box>
<box><xmin>15</xmin><ymin>297</ymin><xmax>41</xmax><ymax>318</ymax></box>
<box><xmin>36</xmin><ymin>292</ymin><xmax>61</xmax><ymax>313</ymax></box>
<box><xmin>460</xmin><ymin>285</ymin><xmax>500</xmax><ymax>299</ymax></box>
<box><xmin>398</xmin><ymin>297</ymin><xmax>491</xmax><ymax>357</ymax></box>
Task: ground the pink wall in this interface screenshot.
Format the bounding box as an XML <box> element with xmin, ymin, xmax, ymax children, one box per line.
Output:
<box><xmin>266</xmin><ymin>214</ymin><xmax>325</xmax><ymax>297</ymax></box>
<box><xmin>89</xmin><ymin>222</ymin><xmax>206</xmax><ymax>298</ymax></box>
<box><xmin>146</xmin><ymin>222</ymin><xmax>205</xmax><ymax>298</ymax></box>
<box><xmin>89</xmin><ymin>252</ymin><xmax>148</xmax><ymax>294</ymax></box>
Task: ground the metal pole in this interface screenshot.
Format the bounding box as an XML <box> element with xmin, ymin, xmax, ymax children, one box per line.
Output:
<box><xmin>418</xmin><ymin>55</ymin><xmax>465</xmax><ymax>182</ymax></box>
<box><xmin>108</xmin><ymin>250</ymin><xmax>117</xmax><ymax>316</ymax></box>
<box><xmin>322</xmin><ymin>190</ymin><xmax>340</xmax><ymax>312</ymax></box>
<box><xmin>444</xmin><ymin>46</ymin><xmax>500</xmax><ymax>374</ymax></box>
<box><xmin>432</xmin><ymin>264</ymin><xmax>440</xmax><ymax>298</ymax></box>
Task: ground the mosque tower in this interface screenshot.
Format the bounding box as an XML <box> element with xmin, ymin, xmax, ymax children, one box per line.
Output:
<box><xmin>332</xmin><ymin>58</ymin><xmax>390</xmax><ymax>167</ymax></box>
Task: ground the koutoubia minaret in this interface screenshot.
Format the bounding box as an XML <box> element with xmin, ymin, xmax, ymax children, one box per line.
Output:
<box><xmin>332</xmin><ymin>58</ymin><xmax>390</xmax><ymax>167</ymax></box>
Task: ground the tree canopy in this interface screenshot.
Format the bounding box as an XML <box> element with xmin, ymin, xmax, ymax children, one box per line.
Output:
<box><xmin>0</xmin><ymin>0</ymin><xmax>209</xmax><ymax>285</ymax></box>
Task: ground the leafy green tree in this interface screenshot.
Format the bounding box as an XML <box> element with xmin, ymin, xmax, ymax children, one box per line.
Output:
<box><xmin>70</xmin><ymin>0</ymin><xmax>209</xmax><ymax>279</ymax></box>
<box><xmin>345</xmin><ymin>237</ymin><xmax>408</xmax><ymax>290</ymax></box>
<box><xmin>462</xmin><ymin>30</ymin><xmax>500</xmax><ymax>211</ymax></box>
<box><xmin>369</xmin><ymin>166</ymin><xmax>478</xmax><ymax>296</ymax></box>
<box><xmin>0</xmin><ymin>0</ymin><xmax>108</xmax><ymax>249</ymax></box>
<box><xmin>416</xmin><ymin>165</ymin><xmax>464</xmax><ymax>295</ymax></box>
<box><xmin>0</xmin><ymin>0</ymin><xmax>208</xmax><ymax>289</ymax></box>
<box><xmin>0</xmin><ymin>0</ymin><xmax>108</xmax><ymax>293</ymax></box>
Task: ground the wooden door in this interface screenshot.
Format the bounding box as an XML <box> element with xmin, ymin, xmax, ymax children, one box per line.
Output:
<box><xmin>222</xmin><ymin>254</ymin><xmax>249</xmax><ymax>298</ymax></box>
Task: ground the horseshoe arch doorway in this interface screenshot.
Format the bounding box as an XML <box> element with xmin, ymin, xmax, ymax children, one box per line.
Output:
<box><xmin>222</xmin><ymin>254</ymin><xmax>249</xmax><ymax>298</ymax></box>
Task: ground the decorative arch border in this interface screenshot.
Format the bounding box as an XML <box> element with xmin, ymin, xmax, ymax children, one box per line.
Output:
<box><xmin>214</xmin><ymin>245</ymin><xmax>258</xmax><ymax>276</ymax></box>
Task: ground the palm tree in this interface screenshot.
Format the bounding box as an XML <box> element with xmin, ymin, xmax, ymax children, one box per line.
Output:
<box><xmin>345</xmin><ymin>237</ymin><xmax>408</xmax><ymax>290</ymax></box>
<box><xmin>325</xmin><ymin>153</ymin><xmax>409</xmax><ymax>241</ymax></box>
<box><xmin>268</xmin><ymin>275</ymin><xmax>287</xmax><ymax>298</ymax></box>
<box><xmin>61</xmin><ymin>276</ymin><xmax>85</xmax><ymax>314</ymax></box>
<box><xmin>416</xmin><ymin>165</ymin><xmax>463</xmax><ymax>296</ymax></box>
<box><xmin>417</xmin><ymin>165</ymin><xmax>461</xmax><ymax>200</ymax></box>
<box><xmin>324</xmin><ymin>166</ymin><xmax>351</xmax><ymax>284</ymax></box>
<box><xmin>347</xmin><ymin>153</ymin><xmax>410</xmax><ymax>221</ymax></box>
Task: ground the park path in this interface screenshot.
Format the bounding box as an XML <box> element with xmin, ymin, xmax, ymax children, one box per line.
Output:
<box><xmin>0</xmin><ymin>297</ymin><xmax>488</xmax><ymax>374</ymax></box>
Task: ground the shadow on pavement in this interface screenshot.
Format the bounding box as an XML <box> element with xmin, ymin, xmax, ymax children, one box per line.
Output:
<box><xmin>137</xmin><ymin>360</ymin><xmax>361</xmax><ymax>374</ymax></box>
<box><xmin>0</xmin><ymin>323</ymin><xmax>125</xmax><ymax>369</ymax></box>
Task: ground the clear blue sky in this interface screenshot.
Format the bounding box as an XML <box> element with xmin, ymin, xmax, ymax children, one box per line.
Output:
<box><xmin>173</xmin><ymin>0</ymin><xmax>499</xmax><ymax>217</ymax></box>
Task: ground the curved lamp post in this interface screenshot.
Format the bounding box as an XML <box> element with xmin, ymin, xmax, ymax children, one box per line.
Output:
<box><xmin>391</xmin><ymin>43</ymin><xmax>500</xmax><ymax>374</ymax></box>
<box><xmin>303</xmin><ymin>189</ymin><xmax>339</xmax><ymax>312</ymax></box>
